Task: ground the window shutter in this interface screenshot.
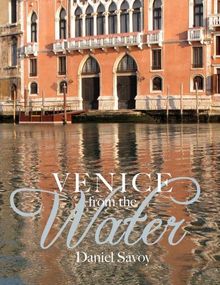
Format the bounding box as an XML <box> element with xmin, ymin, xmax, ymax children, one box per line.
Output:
<box><xmin>212</xmin><ymin>74</ymin><xmax>217</xmax><ymax>94</ymax></box>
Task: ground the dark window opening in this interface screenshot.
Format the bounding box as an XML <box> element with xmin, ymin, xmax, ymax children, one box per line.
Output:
<box><xmin>31</xmin><ymin>12</ymin><xmax>37</xmax><ymax>42</ymax></box>
<box><xmin>153</xmin><ymin>0</ymin><xmax>162</xmax><ymax>30</ymax></box>
<box><xmin>120</xmin><ymin>1</ymin><xmax>129</xmax><ymax>33</ymax></box>
<box><xmin>30</xmin><ymin>82</ymin><xmax>38</xmax><ymax>94</ymax></box>
<box><xmin>11</xmin><ymin>0</ymin><xmax>17</xmax><ymax>23</ymax></box>
<box><xmin>58</xmin><ymin>56</ymin><xmax>66</xmax><ymax>75</ymax></box>
<box><xmin>97</xmin><ymin>4</ymin><xmax>105</xmax><ymax>35</ymax></box>
<box><xmin>194</xmin><ymin>0</ymin><xmax>203</xmax><ymax>27</ymax></box>
<box><xmin>109</xmin><ymin>3</ymin><xmax>117</xmax><ymax>34</ymax></box>
<box><xmin>82</xmin><ymin>57</ymin><xmax>100</xmax><ymax>75</ymax></box>
<box><xmin>75</xmin><ymin>7</ymin><xmax>82</xmax><ymax>37</ymax></box>
<box><xmin>153</xmin><ymin>77</ymin><xmax>162</xmax><ymax>91</ymax></box>
<box><xmin>59</xmin><ymin>8</ymin><xmax>67</xmax><ymax>39</ymax></box>
<box><xmin>133</xmin><ymin>0</ymin><xmax>142</xmax><ymax>32</ymax></box>
<box><xmin>193</xmin><ymin>76</ymin><xmax>204</xmax><ymax>90</ymax></box>
<box><xmin>193</xmin><ymin>46</ymin><xmax>203</xmax><ymax>68</ymax></box>
<box><xmin>117</xmin><ymin>55</ymin><xmax>137</xmax><ymax>73</ymax></box>
<box><xmin>216</xmin><ymin>36</ymin><xmax>220</xmax><ymax>56</ymax></box>
<box><xmin>59</xmin><ymin>81</ymin><xmax>68</xmax><ymax>93</ymax></box>
<box><xmin>152</xmin><ymin>49</ymin><xmax>162</xmax><ymax>70</ymax></box>
<box><xmin>85</xmin><ymin>5</ymin><xmax>94</xmax><ymax>36</ymax></box>
<box><xmin>30</xmin><ymin>58</ymin><xmax>37</xmax><ymax>77</ymax></box>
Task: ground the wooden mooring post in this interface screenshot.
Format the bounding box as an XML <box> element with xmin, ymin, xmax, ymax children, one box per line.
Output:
<box><xmin>166</xmin><ymin>86</ymin><xmax>169</xmax><ymax>123</ymax></box>
<box><xmin>195</xmin><ymin>82</ymin><xmax>199</xmax><ymax>123</ymax></box>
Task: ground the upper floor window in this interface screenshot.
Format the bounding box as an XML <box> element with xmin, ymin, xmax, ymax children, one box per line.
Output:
<box><xmin>30</xmin><ymin>58</ymin><xmax>37</xmax><ymax>77</ymax></box>
<box><xmin>108</xmin><ymin>2</ymin><xmax>117</xmax><ymax>34</ymax></box>
<box><xmin>120</xmin><ymin>1</ymin><xmax>129</xmax><ymax>33</ymax></box>
<box><xmin>11</xmin><ymin>0</ymin><xmax>17</xmax><ymax>24</ymax></box>
<box><xmin>218</xmin><ymin>0</ymin><xmax>220</xmax><ymax>13</ymax></box>
<box><xmin>58</xmin><ymin>56</ymin><xmax>66</xmax><ymax>75</ymax></box>
<box><xmin>11</xmin><ymin>37</ymin><xmax>17</xmax><ymax>66</ymax></box>
<box><xmin>193</xmin><ymin>46</ymin><xmax>203</xmax><ymax>68</ymax></box>
<box><xmin>194</xmin><ymin>0</ymin><xmax>203</xmax><ymax>27</ymax></box>
<box><xmin>75</xmin><ymin>7</ymin><xmax>82</xmax><ymax>37</ymax></box>
<box><xmin>153</xmin><ymin>0</ymin><xmax>162</xmax><ymax>30</ymax></box>
<box><xmin>59</xmin><ymin>8</ymin><xmax>67</xmax><ymax>39</ymax></box>
<box><xmin>216</xmin><ymin>36</ymin><xmax>220</xmax><ymax>56</ymax></box>
<box><xmin>31</xmin><ymin>12</ymin><xmax>37</xmax><ymax>42</ymax></box>
<box><xmin>152</xmin><ymin>49</ymin><xmax>162</xmax><ymax>70</ymax></box>
<box><xmin>133</xmin><ymin>0</ymin><xmax>142</xmax><ymax>32</ymax></box>
<box><xmin>97</xmin><ymin>4</ymin><xmax>105</xmax><ymax>35</ymax></box>
<box><xmin>85</xmin><ymin>5</ymin><xmax>94</xmax><ymax>36</ymax></box>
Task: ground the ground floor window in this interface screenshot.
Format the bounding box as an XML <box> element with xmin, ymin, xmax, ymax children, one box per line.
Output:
<box><xmin>152</xmin><ymin>76</ymin><xmax>162</xmax><ymax>91</ymax></box>
<box><xmin>193</xmin><ymin>75</ymin><xmax>204</xmax><ymax>90</ymax></box>
<box><xmin>30</xmin><ymin>82</ymin><xmax>38</xmax><ymax>94</ymax></box>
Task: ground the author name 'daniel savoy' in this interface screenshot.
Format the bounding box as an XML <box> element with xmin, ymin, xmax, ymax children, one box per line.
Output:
<box><xmin>76</xmin><ymin>251</ymin><xmax>150</xmax><ymax>264</ymax></box>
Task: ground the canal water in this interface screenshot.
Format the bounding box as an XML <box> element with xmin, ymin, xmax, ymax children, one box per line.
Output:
<box><xmin>0</xmin><ymin>123</ymin><xmax>219</xmax><ymax>285</ymax></box>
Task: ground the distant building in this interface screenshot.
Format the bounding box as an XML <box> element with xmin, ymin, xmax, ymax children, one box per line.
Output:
<box><xmin>0</xmin><ymin>0</ymin><xmax>22</xmax><ymax>112</ymax></box>
<box><xmin>1</xmin><ymin>0</ymin><xmax>220</xmax><ymax>111</ymax></box>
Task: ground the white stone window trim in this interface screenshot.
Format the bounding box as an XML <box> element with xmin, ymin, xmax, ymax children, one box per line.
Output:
<box><xmin>27</xmin><ymin>10</ymin><xmax>39</xmax><ymax>43</ymax></box>
<box><xmin>148</xmin><ymin>0</ymin><xmax>164</xmax><ymax>31</ymax></box>
<box><xmin>57</xmin><ymin>80</ymin><xmax>68</xmax><ymax>96</ymax></box>
<box><xmin>150</xmin><ymin>75</ymin><xmax>163</xmax><ymax>93</ymax></box>
<box><xmin>29</xmin><ymin>81</ymin><xmax>39</xmax><ymax>96</ymax></box>
<box><xmin>189</xmin><ymin>0</ymin><xmax>206</xmax><ymax>28</ymax></box>
<box><xmin>71</xmin><ymin>0</ymin><xmax>143</xmax><ymax>38</ymax></box>
<box><xmin>190</xmin><ymin>74</ymin><xmax>206</xmax><ymax>92</ymax></box>
<box><xmin>55</xmin><ymin>6</ymin><xmax>68</xmax><ymax>41</ymax></box>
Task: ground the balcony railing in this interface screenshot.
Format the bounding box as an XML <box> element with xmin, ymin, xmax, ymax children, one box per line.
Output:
<box><xmin>67</xmin><ymin>33</ymin><xmax>143</xmax><ymax>51</ymax></box>
<box><xmin>53</xmin><ymin>40</ymin><xmax>67</xmax><ymax>53</ymax></box>
<box><xmin>146</xmin><ymin>30</ymin><xmax>163</xmax><ymax>46</ymax></box>
<box><xmin>188</xmin><ymin>28</ymin><xmax>204</xmax><ymax>44</ymax></box>
<box><xmin>24</xmin><ymin>43</ymin><xmax>38</xmax><ymax>56</ymax></box>
<box><xmin>209</xmin><ymin>14</ymin><xmax>220</xmax><ymax>29</ymax></box>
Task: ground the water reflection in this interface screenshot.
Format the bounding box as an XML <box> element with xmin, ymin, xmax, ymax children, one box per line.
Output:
<box><xmin>0</xmin><ymin>124</ymin><xmax>219</xmax><ymax>285</ymax></box>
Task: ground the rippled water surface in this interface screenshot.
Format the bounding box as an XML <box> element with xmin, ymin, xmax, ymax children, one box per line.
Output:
<box><xmin>0</xmin><ymin>123</ymin><xmax>220</xmax><ymax>285</ymax></box>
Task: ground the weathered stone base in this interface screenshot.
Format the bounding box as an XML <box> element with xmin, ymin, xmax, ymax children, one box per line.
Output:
<box><xmin>135</xmin><ymin>95</ymin><xmax>212</xmax><ymax>110</ymax></box>
<box><xmin>98</xmin><ymin>96</ymin><xmax>116</xmax><ymax>110</ymax></box>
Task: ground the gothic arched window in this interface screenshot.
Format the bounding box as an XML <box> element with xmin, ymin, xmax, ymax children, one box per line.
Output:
<box><xmin>108</xmin><ymin>2</ymin><xmax>117</xmax><ymax>34</ymax></box>
<box><xmin>59</xmin><ymin>8</ymin><xmax>67</xmax><ymax>39</ymax></box>
<box><xmin>120</xmin><ymin>1</ymin><xmax>129</xmax><ymax>33</ymax></box>
<box><xmin>75</xmin><ymin>7</ymin><xmax>82</xmax><ymax>37</ymax></box>
<box><xmin>85</xmin><ymin>5</ymin><xmax>94</xmax><ymax>36</ymax></box>
<box><xmin>153</xmin><ymin>0</ymin><xmax>162</xmax><ymax>30</ymax></box>
<box><xmin>133</xmin><ymin>0</ymin><xmax>142</xmax><ymax>32</ymax></box>
<box><xmin>31</xmin><ymin>12</ymin><xmax>37</xmax><ymax>42</ymax></box>
<box><xmin>97</xmin><ymin>4</ymin><xmax>105</xmax><ymax>35</ymax></box>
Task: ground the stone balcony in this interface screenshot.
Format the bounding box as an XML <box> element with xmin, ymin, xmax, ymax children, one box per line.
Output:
<box><xmin>24</xmin><ymin>42</ymin><xmax>38</xmax><ymax>56</ymax></box>
<box><xmin>209</xmin><ymin>14</ymin><xmax>220</xmax><ymax>29</ymax></box>
<box><xmin>0</xmin><ymin>23</ymin><xmax>22</xmax><ymax>36</ymax></box>
<box><xmin>146</xmin><ymin>30</ymin><xmax>163</xmax><ymax>46</ymax></box>
<box><xmin>188</xmin><ymin>28</ymin><xmax>204</xmax><ymax>44</ymax></box>
<box><xmin>53</xmin><ymin>40</ymin><xmax>67</xmax><ymax>53</ymax></box>
<box><xmin>66</xmin><ymin>33</ymin><xmax>143</xmax><ymax>51</ymax></box>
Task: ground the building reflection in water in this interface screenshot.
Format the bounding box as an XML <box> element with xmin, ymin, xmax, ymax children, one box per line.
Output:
<box><xmin>0</xmin><ymin>124</ymin><xmax>219</xmax><ymax>285</ymax></box>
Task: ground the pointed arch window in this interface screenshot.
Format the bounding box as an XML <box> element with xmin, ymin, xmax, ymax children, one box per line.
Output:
<box><xmin>108</xmin><ymin>2</ymin><xmax>117</xmax><ymax>34</ymax></box>
<box><xmin>31</xmin><ymin>12</ymin><xmax>37</xmax><ymax>42</ymax></box>
<box><xmin>82</xmin><ymin>57</ymin><xmax>100</xmax><ymax>75</ymax></box>
<box><xmin>153</xmin><ymin>0</ymin><xmax>162</xmax><ymax>30</ymax></box>
<box><xmin>97</xmin><ymin>4</ymin><xmax>105</xmax><ymax>35</ymax></box>
<box><xmin>59</xmin><ymin>8</ymin><xmax>67</xmax><ymax>39</ymax></box>
<box><xmin>120</xmin><ymin>1</ymin><xmax>129</xmax><ymax>33</ymax></box>
<box><xmin>85</xmin><ymin>5</ymin><xmax>94</xmax><ymax>36</ymax></box>
<box><xmin>117</xmin><ymin>55</ymin><xmax>137</xmax><ymax>73</ymax></box>
<box><xmin>194</xmin><ymin>0</ymin><xmax>203</xmax><ymax>27</ymax></box>
<box><xmin>75</xmin><ymin>7</ymin><xmax>82</xmax><ymax>37</ymax></box>
<box><xmin>133</xmin><ymin>0</ymin><xmax>142</xmax><ymax>32</ymax></box>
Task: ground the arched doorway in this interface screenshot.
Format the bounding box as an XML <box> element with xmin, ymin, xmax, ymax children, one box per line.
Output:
<box><xmin>117</xmin><ymin>55</ymin><xmax>137</xmax><ymax>109</ymax></box>
<box><xmin>81</xmin><ymin>57</ymin><xmax>100</xmax><ymax>110</ymax></box>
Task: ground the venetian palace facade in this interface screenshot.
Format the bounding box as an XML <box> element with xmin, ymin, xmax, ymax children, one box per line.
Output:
<box><xmin>1</xmin><ymin>0</ymin><xmax>220</xmax><ymax>111</ymax></box>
